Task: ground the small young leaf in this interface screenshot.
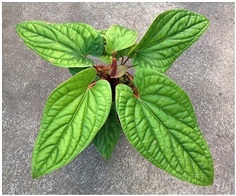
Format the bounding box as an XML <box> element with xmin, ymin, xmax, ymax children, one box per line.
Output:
<box><xmin>110</xmin><ymin>65</ymin><xmax>129</xmax><ymax>78</ymax></box>
<box><xmin>93</xmin><ymin>103</ymin><xmax>122</xmax><ymax>160</ymax></box>
<box><xmin>16</xmin><ymin>21</ymin><xmax>103</xmax><ymax>67</ymax></box>
<box><xmin>130</xmin><ymin>9</ymin><xmax>209</xmax><ymax>72</ymax></box>
<box><xmin>116</xmin><ymin>69</ymin><xmax>214</xmax><ymax>186</ymax></box>
<box><xmin>32</xmin><ymin>68</ymin><xmax>112</xmax><ymax>178</ymax></box>
<box><xmin>105</xmin><ymin>25</ymin><xmax>138</xmax><ymax>54</ymax></box>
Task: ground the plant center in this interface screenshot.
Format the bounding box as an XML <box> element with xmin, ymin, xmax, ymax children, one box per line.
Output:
<box><xmin>95</xmin><ymin>64</ymin><xmax>134</xmax><ymax>101</ymax></box>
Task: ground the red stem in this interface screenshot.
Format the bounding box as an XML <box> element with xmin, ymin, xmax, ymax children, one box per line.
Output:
<box><xmin>110</xmin><ymin>57</ymin><xmax>117</xmax><ymax>76</ymax></box>
<box><xmin>122</xmin><ymin>57</ymin><xmax>130</xmax><ymax>65</ymax></box>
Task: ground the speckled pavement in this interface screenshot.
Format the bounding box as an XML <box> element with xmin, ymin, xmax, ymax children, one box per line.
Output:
<box><xmin>2</xmin><ymin>2</ymin><xmax>234</xmax><ymax>194</ymax></box>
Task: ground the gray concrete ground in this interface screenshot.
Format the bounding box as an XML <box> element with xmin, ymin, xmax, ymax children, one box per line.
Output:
<box><xmin>2</xmin><ymin>2</ymin><xmax>234</xmax><ymax>194</ymax></box>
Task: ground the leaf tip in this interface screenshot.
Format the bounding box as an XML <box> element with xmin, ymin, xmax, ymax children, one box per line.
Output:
<box><xmin>31</xmin><ymin>160</ymin><xmax>42</xmax><ymax>179</ymax></box>
<box><xmin>32</xmin><ymin>173</ymin><xmax>38</xmax><ymax>179</ymax></box>
<box><xmin>206</xmin><ymin>169</ymin><xmax>214</xmax><ymax>186</ymax></box>
<box><xmin>200</xmin><ymin>177</ymin><xmax>214</xmax><ymax>186</ymax></box>
<box><xmin>102</xmin><ymin>154</ymin><xmax>111</xmax><ymax>161</ymax></box>
<box><xmin>32</xmin><ymin>168</ymin><xmax>40</xmax><ymax>179</ymax></box>
<box><xmin>16</xmin><ymin>23</ymin><xmax>23</xmax><ymax>36</ymax></box>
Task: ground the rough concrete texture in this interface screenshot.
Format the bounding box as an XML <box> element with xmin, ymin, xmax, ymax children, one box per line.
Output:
<box><xmin>2</xmin><ymin>2</ymin><xmax>234</xmax><ymax>194</ymax></box>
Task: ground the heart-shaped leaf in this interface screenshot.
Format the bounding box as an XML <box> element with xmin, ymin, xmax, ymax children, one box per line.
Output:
<box><xmin>116</xmin><ymin>69</ymin><xmax>214</xmax><ymax>186</ymax></box>
<box><xmin>93</xmin><ymin>103</ymin><xmax>122</xmax><ymax>160</ymax></box>
<box><xmin>16</xmin><ymin>21</ymin><xmax>103</xmax><ymax>67</ymax></box>
<box><xmin>130</xmin><ymin>9</ymin><xmax>209</xmax><ymax>72</ymax></box>
<box><xmin>105</xmin><ymin>25</ymin><xmax>138</xmax><ymax>54</ymax></box>
<box><xmin>32</xmin><ymin>68</ymin><xmax>112</xmax><ymax>178</ymax></box>
<box><xmin>98</xmin><ymin>27</ymin><xmax>136</xmax><ymax>64</ymax></box>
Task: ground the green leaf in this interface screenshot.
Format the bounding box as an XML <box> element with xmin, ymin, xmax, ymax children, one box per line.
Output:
<box><xmin>68</xmin><ymin>67</ymin><xmax>87</xmax><ymax>76</ymax></box>
<box><xmin>93</xmin><ymin>103</ymin><xmax>122</xmax><ymax>160</ymax></box>
<box><xmin>130</xmin><ymin>9</ymin><xmax>209</xmax><ymax>72</ymax></box>
<box><xmin>32</xmin><ymin>68</ymin><xmax>112</xmax><ymax>178</ymax></box>
<box><xmin>16</xmin><ymin>21</ymin><xmax>104</xmax><ymax>67</ymax></box>
<box><xmin>105</xmin><ymin>25</ymin><xmax>138</xmax><ymax>54</ymax></box>
<box><xmin>98</xmin><ymin>26</ymin><xmax>137</xmax><ymax>65</ymax></box>
<box><xmin>116</xmin><ymin>69</ymin><xmax>214</xmax><ymax>186</ymax></box>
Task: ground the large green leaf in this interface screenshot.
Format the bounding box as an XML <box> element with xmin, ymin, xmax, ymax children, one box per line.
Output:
<box><xmin>93</xmin><ymin>103</ymin><xmax>122</xmax><ymax>160</ymax></box>
<box><xmin>16</xmin><ymin>21</ymin><xmax>103</xmax><ymax>67</ymax></box>
<box><xmin>116</xmin><ymin>69</ymin><xmax>214</xmax><ymax>186</ymax></box>
<box><xmin>105</xmin><ymin>25</ymin><xmax>138</xmax><ymax>54</ymax></box>
<box><xmin>130</xmin><ymin>9</ymin><xmax>209</xmax><ymax>72</ymax></box>
<box><xmin>32</xmin><ymin>68</ymin><xmax>112</xmax><ymax>178</ymax></box>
